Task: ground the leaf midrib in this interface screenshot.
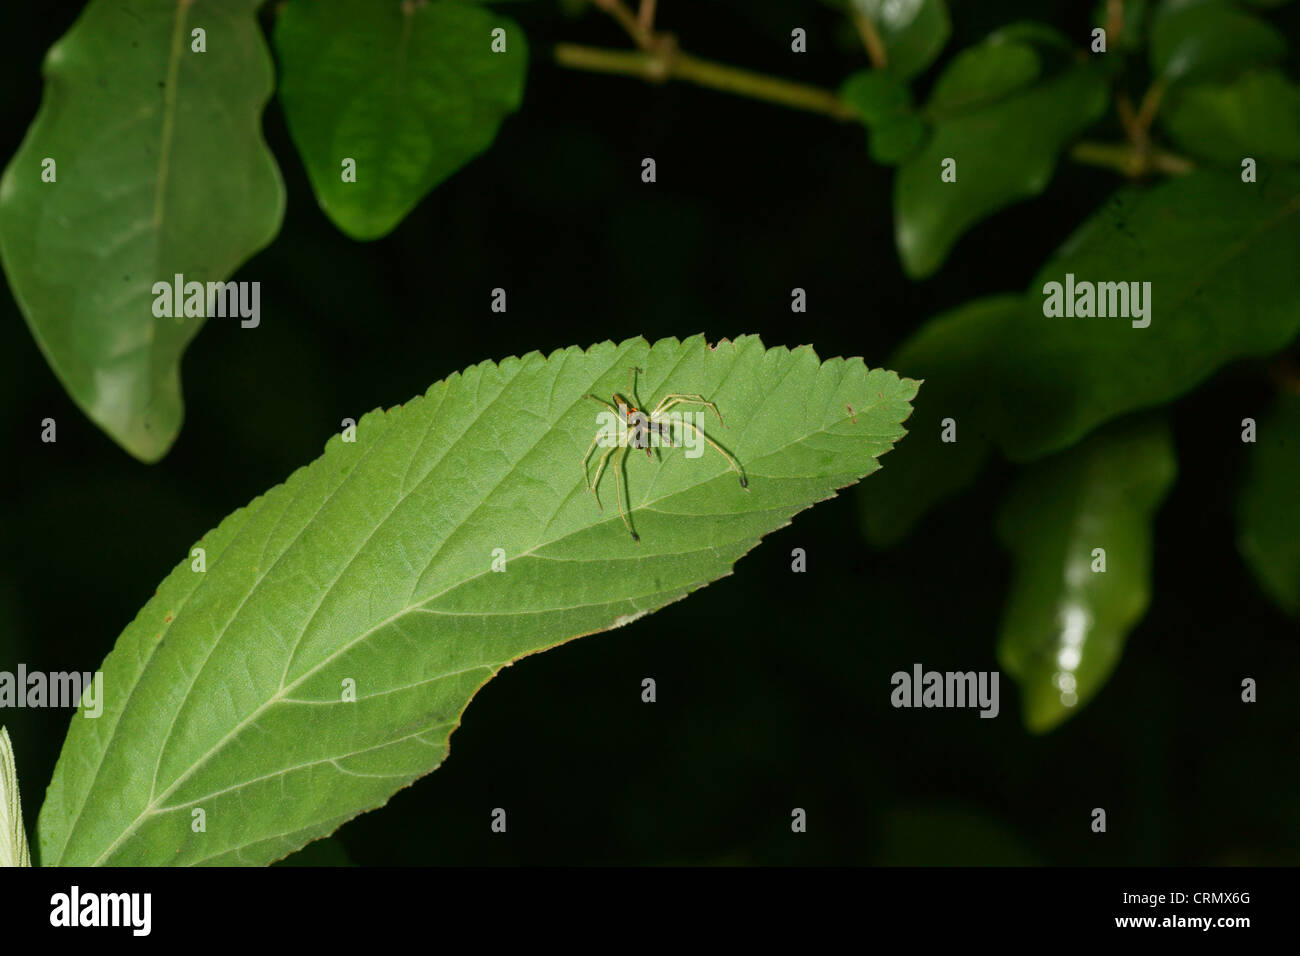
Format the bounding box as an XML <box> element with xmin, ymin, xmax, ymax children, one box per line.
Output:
<box><xmin>151</xmin><ymin>0</ymin><xmax>190</xmax><ymax>230</ymax></box>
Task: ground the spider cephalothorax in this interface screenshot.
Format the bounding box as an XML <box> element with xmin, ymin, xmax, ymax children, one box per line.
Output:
<box><xmin>581</xmin><ymin>366</ymin><xmax>747</xmax><ymax>543</ymax></box>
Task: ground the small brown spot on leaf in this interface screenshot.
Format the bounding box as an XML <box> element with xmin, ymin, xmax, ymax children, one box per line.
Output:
<box><xmin>846</xmin><ymin>404</ymin><xmax>857</xmax><ymax>425</ymax></box>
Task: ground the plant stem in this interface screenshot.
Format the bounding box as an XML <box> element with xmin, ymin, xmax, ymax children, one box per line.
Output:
<box><xmin>591</xmin><ymin>0</ymin><xmax>654</xmax><ymax>50</ymax></box>
<box><xmin>852</xmin><ymin>13</ymin><xmax>888</xmax><ymax>69</ymax></box>
<box><xmin>1116</xmin><ymin>91</ymin><xmax>1140</xmax><ymax>142</ymax></box>
<box><xmin>1134</xmin><ymin>79</ymin><xmax>1166</xmax><ymax>133</ymax></box>
<box><xmin>1071</xmin><ymin>140</ymin><xmax>1193</xmax><ymax>177</ymax></box>
<box><xmin>554</xmin><ymin>43</ymin><xmax>859</xmax><ymax>121</ymax></box>
<box><xmin>1105</xmin><ymin>0</ymin><xmax>1125</xmax><ymax>47</ymax></box>
<box><xmin>637</xmin><ymin>0</ymin><xmax>656</xmax><ymax>34</ymax></box>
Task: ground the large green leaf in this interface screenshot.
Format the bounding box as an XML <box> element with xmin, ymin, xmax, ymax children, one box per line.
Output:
<box><xmin>893</xmin><ymin>66</ymin><xmax>1109</xmax><ymax>278</ymax></box>
<box><xmin>37</xmin><ymin>335</ymin><xmax>917</xmax><ymax>865</ymax></box>
<box><xmin>997</xmin><ymin>418</ymin><xmax>1176</xmax><ymax>733</ymax></box>
<box><xmin>1009</xmin><ymin>168</ymin><xmax>1300</xmax><ymax>460</ymax></box>
<box><xmin>1160</xmin><ymin>68</ymin><xmax>1300</xmax><ymax>165</ymax></box>
<box><xmin>0</xmin><ymin>0</ymin><xmax>284</xmax><ymax>462</ymax></box>
<box><xmin>859</xmin><ymin>295</ymin><xmax>1020</xmax><ymax>547</ymax></box>
<box><xmin>275</xmin><ymin>0</ymin><xmax>528</xmax><ymax>241</ymax></box>
<box><xmin>1150</xmin><ymin>0</ymin><xmax>1285</xmax><ymax>84</ymax></box>
<box><xmin>851</xmin><ymin>0</ymin><xmax>951</xmax><ymax>79</ymax></box>
<box><xmin>1237</xmin><ymin>392</ymin><xmax>1300</xmax><ymax>618</ymax></box>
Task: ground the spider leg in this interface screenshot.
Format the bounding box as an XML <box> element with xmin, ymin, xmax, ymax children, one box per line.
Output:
<box><xmin>613</xmin><ymin>444</ymin><xmax>640</xmax><ymax>543</ymax></box>
<box><xmin>586</xmin><ymin>393</ymin><xmax>629</xmax><ymax>490</ymax></box>
<box><xmin>650</xmin><ymin>394</ymin><xmax>725</xmax><ymax>426</ymax></box>
<box><xmin>581</xmin><ymin>433</ymin><xmax>603</xmax><ymax>491</ymax></box>
<box><xmin>676</xmin><ymin>419</ymin><xmax>748</xmax><ymax>489</ymax></box>
<box><xmin>588</xmin><ymin>444</ymin><xmax>617</xmax><ymax>512</ymax></box>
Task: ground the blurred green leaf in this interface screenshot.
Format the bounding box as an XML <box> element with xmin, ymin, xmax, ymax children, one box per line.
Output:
<box><xmin>1150</xmin><ymin>0</ymin><xmax>1285</xmax><ymax>84</ymax></box>
<box><xmin>870</xmin><ymin>169</ymin><xmax>1300</xmax><ymax>544</ymax></box>
<box><xmin>1237</xmin><ymin>392</ymin><xmax>1300</xmax><ymax>617</ymax></box>
<box><xmin>36</xmin><ymin>335</ymin><xmax>917</xmax><ymax>865</ymax></box>
<box><xmin>894</xmin><ymin>65</ymin><xmax>1108</xmax><ymax>278</ymax></box>
<box><xmin>870</xmin><ymin>114</ymin><xmax>928</xmax><ymax>164</ymax></box>
<box><xmin>841</xmin><ymin>69</ymin><xmax>912</xmax><ymax>124</ymax></box>
<box><xmin>998</xmin><ymin>418</ymin><xmax>1176</xmax><ymax>733</ymax></box>
<box><xmin>0</xmin><ymin>0</ymin><xmax>284</xmax><ymax>462</ymax></box>
<box><xmin>984</xmin><ymin>21</ymin><xmax>1075</xmax><ymax>56</ymax></box>
<box><xmin>925</xmin><ymin>41</ymin><xmax>1041</xmax><ymax>117</ymax></box>
<box><xmin>1160</xmin><ymin>68</ymin><xmax>1300</xmax><ymax>165</ymax></box>
<box><xmin>851</xmin><ymin>0</ymin><xmax>951</xmax><ymax>79</ymax></box>
<box><xmin>860</xmin><ymin>295</ymin><xmax>1021</xmax><ymax>547</ymax></box>
<box><xmin>1009</xmin><ymin>169</ymin><xmax>1300</xmax><ymax>460</ymax></box>
<box><xmin>275</xmin><ymin>0</ymin><xmax>527</xmax><ymax>241</ymax></box>
<box><xmin>841</xmin><ymin>70</ymin><xmax>925</xmax><ymax>165</ymax></box>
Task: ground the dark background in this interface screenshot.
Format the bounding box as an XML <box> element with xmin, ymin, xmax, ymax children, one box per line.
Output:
<box><xmin>1</xmin><ymin>0</ymin><xmax>1296</xmax><ymax>865</ymax></box>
